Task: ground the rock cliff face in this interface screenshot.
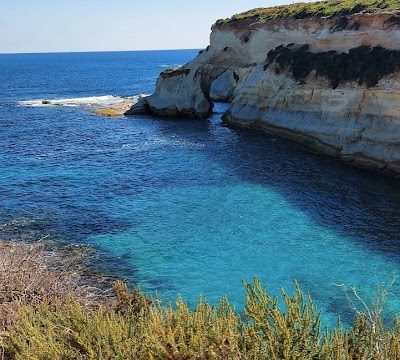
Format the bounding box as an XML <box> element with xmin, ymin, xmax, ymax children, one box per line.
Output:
<box><xmin>127</xmin><ymin>5</ymin><xmax>400</xmax><ymax>176</ymax></box>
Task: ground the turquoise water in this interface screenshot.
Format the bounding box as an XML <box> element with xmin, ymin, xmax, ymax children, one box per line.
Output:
<box><xmin>0</xmin><ymin>51</ymin><xmax>399</xmax><ymax>326</ymax></box>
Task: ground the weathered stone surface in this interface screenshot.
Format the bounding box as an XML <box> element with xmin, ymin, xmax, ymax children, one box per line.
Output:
<box><xmin>91</xmin><ymin>97</ymin><xmax>139</xmax><ymax>117</ymax></box>
<box><xmin>139</xmin><ymin>65</ymin><xmax>213</xmax><ymax>118</ymax></box>
<box><xmin>138</xmin><ymin>10</ymin><xmax>400</xmax><ymax>175</ymax></box>
<box><xmin>210</xmin><ymin>70</ymin><xmax>238</xmax><ymax>102</ymax></box>
<box><xmin>124</xmin><ymin>96</ymin><xmax>149</xmax><ymax>116</ymax></box>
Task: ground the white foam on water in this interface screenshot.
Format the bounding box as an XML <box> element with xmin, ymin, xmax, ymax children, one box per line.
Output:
<box><xmin>159</xmin><ymin>64</ymin><xmax>183</xmax><ymax>69</ymax></box>
<box><xmin>18</xmin><ymin>95</ymin><xmax>146</xmax><ymax>108</ymax></box>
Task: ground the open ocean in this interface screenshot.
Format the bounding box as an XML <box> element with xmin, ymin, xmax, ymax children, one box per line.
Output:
<box><xmin>0</xmin><ymin>50</ymin><xmax>399</xmax><ymax>327</ymax></box>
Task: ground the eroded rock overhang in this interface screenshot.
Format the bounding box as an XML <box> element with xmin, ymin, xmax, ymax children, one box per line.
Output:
<box><xmin>125</xmin><ymin>10</ymin><xmax>400</xmax><ymax>176</ymax></box>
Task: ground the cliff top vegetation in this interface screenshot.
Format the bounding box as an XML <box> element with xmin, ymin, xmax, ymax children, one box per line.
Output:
<box><xmin>217</xmin><ymin>0</ymin><xmax>400</xmax><ymax>25</ymax></box>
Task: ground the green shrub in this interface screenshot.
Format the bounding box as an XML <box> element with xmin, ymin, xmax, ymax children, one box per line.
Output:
<box><xmin>144</xmin><ymin>297</ymin><xmax>242</xmax><ymax>359</ymax></box>
<box><xmin>5</xmin><ymin>301</ymin><xmax>142</xmax><ymax>360</ymax></box>
<box><xmin>217</xmin><ymin>0</ymin><xmax>400</xmax><ymax>25</ymax></box>
<box><xmin>243</xmin><ymin>279</ymin><xmax>322</xmax><ymax>359</ymax></box>
<box><xmin>3</xmin><ymin>277</ymin><xmax>400</xmax><ymax>359</ymax></box>
<box><xmin>160</xmin><ymin>67</ymin><xmax>191</xmax><ymax>79</ymax></box>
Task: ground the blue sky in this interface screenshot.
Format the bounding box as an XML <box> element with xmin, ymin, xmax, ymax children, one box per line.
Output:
<box><xmin>0</xmin><ymin>0</ymin><xmax>311</xmax><ymax>53</ymax></box>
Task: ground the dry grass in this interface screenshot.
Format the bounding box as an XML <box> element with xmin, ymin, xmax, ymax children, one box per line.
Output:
<box><xmin>0</xmin><ymin>239</ymin><xmax>111</xmax><ymax>336</ymax></box>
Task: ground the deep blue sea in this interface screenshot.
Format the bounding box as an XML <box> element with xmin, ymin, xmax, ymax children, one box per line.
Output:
<box><xmin>0</xmin><ymin>50</ymin><xmax>399</xmax><ymax>327</ymax></box>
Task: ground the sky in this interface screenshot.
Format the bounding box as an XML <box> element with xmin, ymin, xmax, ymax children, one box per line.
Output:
<box><xmin>0</xmin><ymin>0</ymin><xmax>313</xmax><ymax>54</ymax></box>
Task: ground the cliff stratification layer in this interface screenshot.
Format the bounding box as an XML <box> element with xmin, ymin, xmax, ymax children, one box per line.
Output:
<box><xmin>127</xmin><ymin>0</ymin><xmax>400</xmax><ymax>175</ymax></box>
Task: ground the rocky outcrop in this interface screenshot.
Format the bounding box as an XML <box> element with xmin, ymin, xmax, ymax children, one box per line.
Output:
<box><xmin>128</xmin><ymin>66</ymin><xmax>213</xmax><ymax>118</ymax></box>
<box><xmin>126</xmin><ymin>5</ymin><xmax>400</xmax><ymax>176</ymax></box>
<box><xmin>210</xmin><ymin>69</ymin><xmax>239</xmax><ymax>102</ymax></box>
<box><xmin>124</xmin><ymin>95</ymin><xmax>149</xmax><ymax>115</ymax></box>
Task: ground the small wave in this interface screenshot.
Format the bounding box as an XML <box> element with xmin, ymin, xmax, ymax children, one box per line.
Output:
<box><xmin>19</xmin><ymin>95</ymin><xmax>142</xmax><ymax>108</ymax></box>
<box><xmin>121</xmin><ymin>135</ymin><xmax>205</xmax><ymax>152</ymax></box>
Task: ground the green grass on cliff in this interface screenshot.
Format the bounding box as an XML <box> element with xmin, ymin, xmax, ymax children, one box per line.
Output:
<box><xmin>218</xmin><ymin>0</ymin><xmax>400</xmax><ymax>24</ymax></box>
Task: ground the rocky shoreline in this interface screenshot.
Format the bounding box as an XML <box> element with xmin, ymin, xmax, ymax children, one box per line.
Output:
<box><xmin>126</xmin><ymin>5</ymin><xmax>400</xmax><ymax>177</ymax></box>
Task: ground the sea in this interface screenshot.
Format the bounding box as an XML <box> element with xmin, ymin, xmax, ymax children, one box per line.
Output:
<box><xmin>0</xmin><ymin>50</ymin><xmax>399</xmax><ymax>327</ymax></box>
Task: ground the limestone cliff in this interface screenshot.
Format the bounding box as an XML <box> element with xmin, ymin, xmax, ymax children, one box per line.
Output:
<box><xmin>126</xmin><ymin>0</ymin><xmax>400</xmax><ymax>176</ymax></box>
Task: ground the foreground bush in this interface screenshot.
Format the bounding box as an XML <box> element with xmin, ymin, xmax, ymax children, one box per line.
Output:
<box><xmin>1</xmin><ymin>279</ymin><xmax>399</xmax><ymax>359</ymax></box>
<box><xmin>0</xmin><ymin>241</ymin><xmax>398</xmax><ymax>359</ymax></box>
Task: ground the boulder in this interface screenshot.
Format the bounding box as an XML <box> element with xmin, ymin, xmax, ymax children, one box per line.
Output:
<box><xmin>124</xmin><ymin>96</ymin><xmax>149</xmax><ymax>116</ymax></box>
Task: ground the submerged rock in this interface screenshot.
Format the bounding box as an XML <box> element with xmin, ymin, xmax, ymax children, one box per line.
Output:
<box><xmin>93</xmin><ymin>97</ymin><xmax>139</xmax><ymax>117</ymax></box>
<box><xmin>93</xmin><ymin>108</ymin><xmax>127</xmax><ymax>117</ymax></box>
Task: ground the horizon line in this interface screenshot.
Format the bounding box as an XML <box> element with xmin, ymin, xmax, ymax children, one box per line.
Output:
<box><xmin>0</xmin><ymin>48</ymin><xmax>203</xmax><ymax>56</ymax></box>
